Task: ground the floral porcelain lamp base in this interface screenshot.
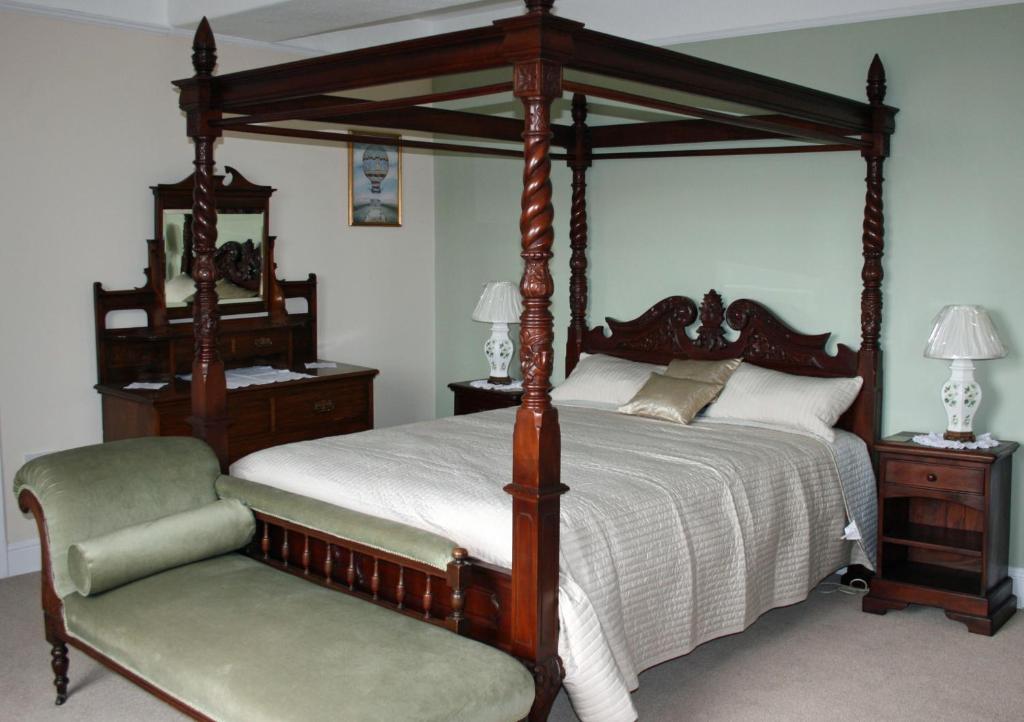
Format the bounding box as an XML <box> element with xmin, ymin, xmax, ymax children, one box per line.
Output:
<box><xmin>484</xmin><ymin>322</ymin><xmax>513</xmax><ymax>385</ymax></box>
<box><xmin>942</xmin><ymin>358</ymin><xmax>981</xmax><ymax>442</ymax></box>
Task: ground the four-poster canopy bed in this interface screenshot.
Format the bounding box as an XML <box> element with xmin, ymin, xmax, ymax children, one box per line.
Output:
<box><xmin>167</xmin><ymin>1</ymin><xmax>895</xmax><ymax>718</ymax></box>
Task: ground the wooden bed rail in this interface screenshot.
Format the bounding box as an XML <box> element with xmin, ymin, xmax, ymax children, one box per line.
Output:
<box><xmin>252</xmin><ymin>512</ymin><xmax>469</xmax><ymax>633</ymax></box>
<box><xmin>215</xmin><ymin>82</ymin><xmax>514</xmax><ymax>128</ymax></box>
<box><xmin>561</xmin><ymin>80</ymin><xmax>867</xmax><ymax>149</ymax></box>
<box><xmin>249</xmin><ymin>512</ymin><xmax>515</xmax><ymax>648</ymax></box>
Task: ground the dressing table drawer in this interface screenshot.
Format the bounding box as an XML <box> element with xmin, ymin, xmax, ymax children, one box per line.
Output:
<box><xmin>229</xmin><ymin>395</ymin><xmax>273</xmax><ymax>437</ymax></box>
<box><xmin>275</xmin><ymin>379</ymin><xmax>371</xmax><ymax>433</ymax></box>
<box><xmin>230</xmin><ymin>329</ymin><xmax>291</xmax><ymax>360</ymax></box>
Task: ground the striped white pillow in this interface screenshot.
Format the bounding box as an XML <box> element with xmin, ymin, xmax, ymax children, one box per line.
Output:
<box><xmin>704</xmin><ymin>363</ymin><xmax>863</xmax><ymax>441</ymax></box>
<box><xmin>551</xmin><ymin>353</ymin><xmax>666</xmax><ymax>407</ymax></box>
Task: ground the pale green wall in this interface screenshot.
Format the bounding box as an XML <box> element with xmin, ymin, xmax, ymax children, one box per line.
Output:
<box><xmin>435</xmin><ymin>5</ymin><xmax>1024</xmax><ymax>563</ymax></box>
<box><xmin>434</xmin><ymin>152</ymin><xmax>571</xmax><ymax>405</ymax></box>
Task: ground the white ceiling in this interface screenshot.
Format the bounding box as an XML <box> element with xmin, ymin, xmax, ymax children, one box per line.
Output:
<box><xmin>4</xmin><ymin>0</ymin><xmax>1018</xmax><ymax>53</ymax></box>
<box><xmin>166</xmin><ymin>0</ymin><xmax>517</xmax><ymax>43</ymax></box>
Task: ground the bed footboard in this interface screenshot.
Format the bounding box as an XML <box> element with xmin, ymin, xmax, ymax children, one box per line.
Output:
<box><xmin>249</xmin><ymin>512</ymin><xmax>515</xmax><ymax>649</ymax></box>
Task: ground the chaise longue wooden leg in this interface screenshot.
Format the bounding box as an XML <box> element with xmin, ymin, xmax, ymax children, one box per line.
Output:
<box><xmin>50</xmin><ymin>640</ymin><xmax>69</xmax><ymax>705</ymax></box>
<box><xmin>44</xmin><ymin>613</ymin><xmax>69</xmax><ymax>705</ymax></box>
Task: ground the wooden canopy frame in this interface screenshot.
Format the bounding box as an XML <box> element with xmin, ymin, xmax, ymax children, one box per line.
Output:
<box><xmin>173</xmin><ymin>2</ymin><xmax>895</xmax><ymax>717</ymax></box>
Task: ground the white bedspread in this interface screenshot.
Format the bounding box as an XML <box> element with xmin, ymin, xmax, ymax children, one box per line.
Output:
<box><xmin>231</xmin><ymin>405</ymin><xmax>875</xmax><ymax>722</ymax></box>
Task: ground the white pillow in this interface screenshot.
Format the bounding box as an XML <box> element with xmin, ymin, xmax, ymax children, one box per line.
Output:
<box><xmin>704</xmin><ymin>363</ymin><xmax>863</xmax><ymax>441</ymax></box>
<box><xmin>551</xmin><ymin>353</ymin><xmax>666</xmax><ymax>407</ymax></box>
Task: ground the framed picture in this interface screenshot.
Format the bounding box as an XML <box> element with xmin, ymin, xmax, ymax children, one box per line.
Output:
<box><xmin>348</xmin><ymin>136</ymin><xmax>402</xmax><ymax>227</ymax></box>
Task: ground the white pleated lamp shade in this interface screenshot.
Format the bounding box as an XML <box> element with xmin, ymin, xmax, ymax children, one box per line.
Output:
<box><xmin>472</xmin><ymin>281</ymin><xmax>522</xmax><ymax>324</ymax></box>
<box><xmin>924</xmin><ymin>305</ymin><xmax>1007</xmax><ymax>360</ymax></box>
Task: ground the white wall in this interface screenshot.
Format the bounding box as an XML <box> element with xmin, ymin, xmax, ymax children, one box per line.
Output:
<box><xmin>0</xmin><ymin>422</ymin><xmax>7</xmax><ymax>578</ymax></box>
<box><xmin>0</xmin><ymin>9</ymin><xmax>436</xmax><ymax>551</ymax></box>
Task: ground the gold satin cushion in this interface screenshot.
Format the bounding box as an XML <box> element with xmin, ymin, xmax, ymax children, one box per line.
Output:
<box><xmin>665</xmin><ymin>357</ymin><xmax>743</xmax><ymax>386</ymax></box>
<box><xmin>618</xmin><ymin>373</ymin><xmax>723</xmax><ymax>424</ymax></box>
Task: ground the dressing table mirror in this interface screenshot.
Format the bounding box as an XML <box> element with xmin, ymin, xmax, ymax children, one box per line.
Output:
<box><xmin>152</xmin><ymin>166</ymin><xmax>273</xmax><ymax>319</ymax></box>
<box><xmin>162</xmin><ymin>210</ymin><xmax>264</xmax><ymax>308</ymax></box>
<box><xmin>93</xmin><ymin>166</ymin><xmax>378</xmax><ymax>464</ymax></box>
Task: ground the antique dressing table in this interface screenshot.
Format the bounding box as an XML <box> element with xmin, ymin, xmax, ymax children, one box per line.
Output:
<box><xmin>94</xmin><ymin>167</ymin><xmax>377</xmax><ymax>464</ymax></box>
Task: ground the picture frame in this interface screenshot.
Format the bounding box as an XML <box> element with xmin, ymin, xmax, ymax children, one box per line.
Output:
<box><xmin>348</xmin><ymin>136</ymin><xmax>402</xmax><ymax>227</ymax></box>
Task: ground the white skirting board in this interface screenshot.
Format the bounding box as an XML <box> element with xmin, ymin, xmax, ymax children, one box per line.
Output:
<box><xmin>1010</xmin><ymin>567</ymin><xmax>1024</xmax><ymax>606</ymax></box>
<box><xmin>4</xmin><ymin>538</ymin><xmax>1024</xmax><ymax>606</ymax></box>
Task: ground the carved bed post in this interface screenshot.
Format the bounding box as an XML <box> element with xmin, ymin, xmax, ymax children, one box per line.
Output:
<box><xmin>566</xmin><ymin>93</ymin><xmax>591</xmax><ymax>377</ymax></box>
<box><xmin>506</xmin><ymin>44</ymin><xmax>568</xmax><ymax>720</ymax></box>
<box><xmin>854</xmin><ymin>54</ymin><xmax>889</xmax><ymax>450</ymax></box>
<box><xmin>183</xmin><ymin>19</ymin><xmax>229</xmax><ymax>470</ymax></box>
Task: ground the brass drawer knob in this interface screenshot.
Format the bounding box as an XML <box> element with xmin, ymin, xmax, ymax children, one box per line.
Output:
<box><xmin>254</xmin><ymin>336</ymin><xmax>274</xmax><ymax>348</ymax></box>
<box><xmin>926</xmin><ymin>473</ymin><xmax>938</xmax><ymax>482</ymax></box>
<box><xmin>313</xmin><ymin>400</ymin><xmax>336</xmax><ymax>413</ymax></box>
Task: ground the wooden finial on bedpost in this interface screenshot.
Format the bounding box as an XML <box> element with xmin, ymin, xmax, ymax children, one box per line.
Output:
<box><xmin>192</xmin><ymin>17</ymin><xmax>217</xmax><ymax>78</ymax></box>
<box><xmin>866</xmin><ymin>54</ymin><xmax>886</xmax><ymax>106</ymax></box>
<box><xmin>566</xmin><ymin>93</ymin><xmax>591</xmax><ymax>377</ymax></box>
<box><xmin>524</xmin><ymin>0</ymin><xmax>555</xmax><ymax>14</ymax></box>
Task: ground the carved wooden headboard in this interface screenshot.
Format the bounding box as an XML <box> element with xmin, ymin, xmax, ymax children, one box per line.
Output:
<box><xmin>575</xmin><ymin>289</ymin><xmax>880</xmax><ymax>448</ymax></box>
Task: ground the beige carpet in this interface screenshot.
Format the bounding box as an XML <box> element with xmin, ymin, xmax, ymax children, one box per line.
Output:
<box><xmin>2</xmin><ymin>571</ymin><xmax>1021</xmax><ymax>721</ymax></box>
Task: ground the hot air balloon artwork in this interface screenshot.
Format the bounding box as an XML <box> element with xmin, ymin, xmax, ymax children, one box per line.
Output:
<box><xmin>348</xmin><ymin>136</ymin><xmax>402</xmax><ymax>226</ymax></box>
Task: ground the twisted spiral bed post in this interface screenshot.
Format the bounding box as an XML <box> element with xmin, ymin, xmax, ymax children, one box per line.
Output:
<box><xmin>855</xmin><ymin>54</ymin><xmax>890</xmax><ymax>449</ymax></box>
<box><xmin>185</xmin><ymin>18</ymin><xmax>229</xmax><ymax>469</ymax></box>
<box><xmin>507</xmin><ymin>58</ymin><xmax>568</xmax><ymax>721</ymax></box>
<box><xmin>566</xmin><ymin>93</ymin><xmax>591</xmax><ymax>377</ymax></box>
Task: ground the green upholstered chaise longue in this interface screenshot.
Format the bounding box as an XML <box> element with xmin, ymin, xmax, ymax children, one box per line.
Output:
<box><xmin>15</xmin><ymin>436</ymin><xmax>534</xmax><ymax>721</ymax></box>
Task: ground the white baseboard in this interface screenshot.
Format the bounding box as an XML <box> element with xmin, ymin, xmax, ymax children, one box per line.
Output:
<box><xmin>6</xmin><ymin>538</ymin><xmax>41</xmax><ymax>577</ymax></box>
<box><xmin>1009</xmin><ymin>567</ymin><xmax>1024</xmax><ymax>608</ymax></box>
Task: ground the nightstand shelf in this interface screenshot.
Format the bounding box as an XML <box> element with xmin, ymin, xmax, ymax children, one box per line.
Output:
<box><xmin>863</xmin><ymin>432</ymin><xmax>1018</xmax><ymax>635</ymax></box>
<box><xmin>882</xmin><ymin>560</ymin><xmax>981</xmax><ymax>596</ymax></box>
<box><xmin>882</xmin><ymin>522</ymin><xmax>983</xmax><ymax>556</ymax></box>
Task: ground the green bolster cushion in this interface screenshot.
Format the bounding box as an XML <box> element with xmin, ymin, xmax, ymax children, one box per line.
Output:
<box><xmin>67</xmin><ymin>499</ymin><xmax>255</xmax><ymax>596</ymax></box>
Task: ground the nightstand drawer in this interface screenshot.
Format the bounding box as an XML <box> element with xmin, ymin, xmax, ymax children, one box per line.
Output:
<box><xmin>449</xmin><ymin>381</ymin><xmax>523</xmax><ymax>416</ymax></box>
<box><xmin>883</xmin><ymin>458</ymin><xmax>984</xmax><ymax>494</ymax></box>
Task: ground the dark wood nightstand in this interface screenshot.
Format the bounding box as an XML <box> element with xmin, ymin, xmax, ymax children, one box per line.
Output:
<box><xmin>448</xmin><ymin>380</ymin><xmax>523</xmax><ymax>416</ymax></box>
<box><xmin>863</xmin><ymin>432</ymin><xmax>1018</xmax><ymax>635</ymax></box>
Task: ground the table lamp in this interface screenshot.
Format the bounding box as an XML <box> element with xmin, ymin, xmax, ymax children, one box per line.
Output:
<box><xmin>472</xmin><ymin>281</ymin><xmax>522</xmax><ymax>384</ymax></box>
<box><xmin>924</xmin><ymin>305</ymin><xmax>1007</xmax><ymax>442</ymax></box>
